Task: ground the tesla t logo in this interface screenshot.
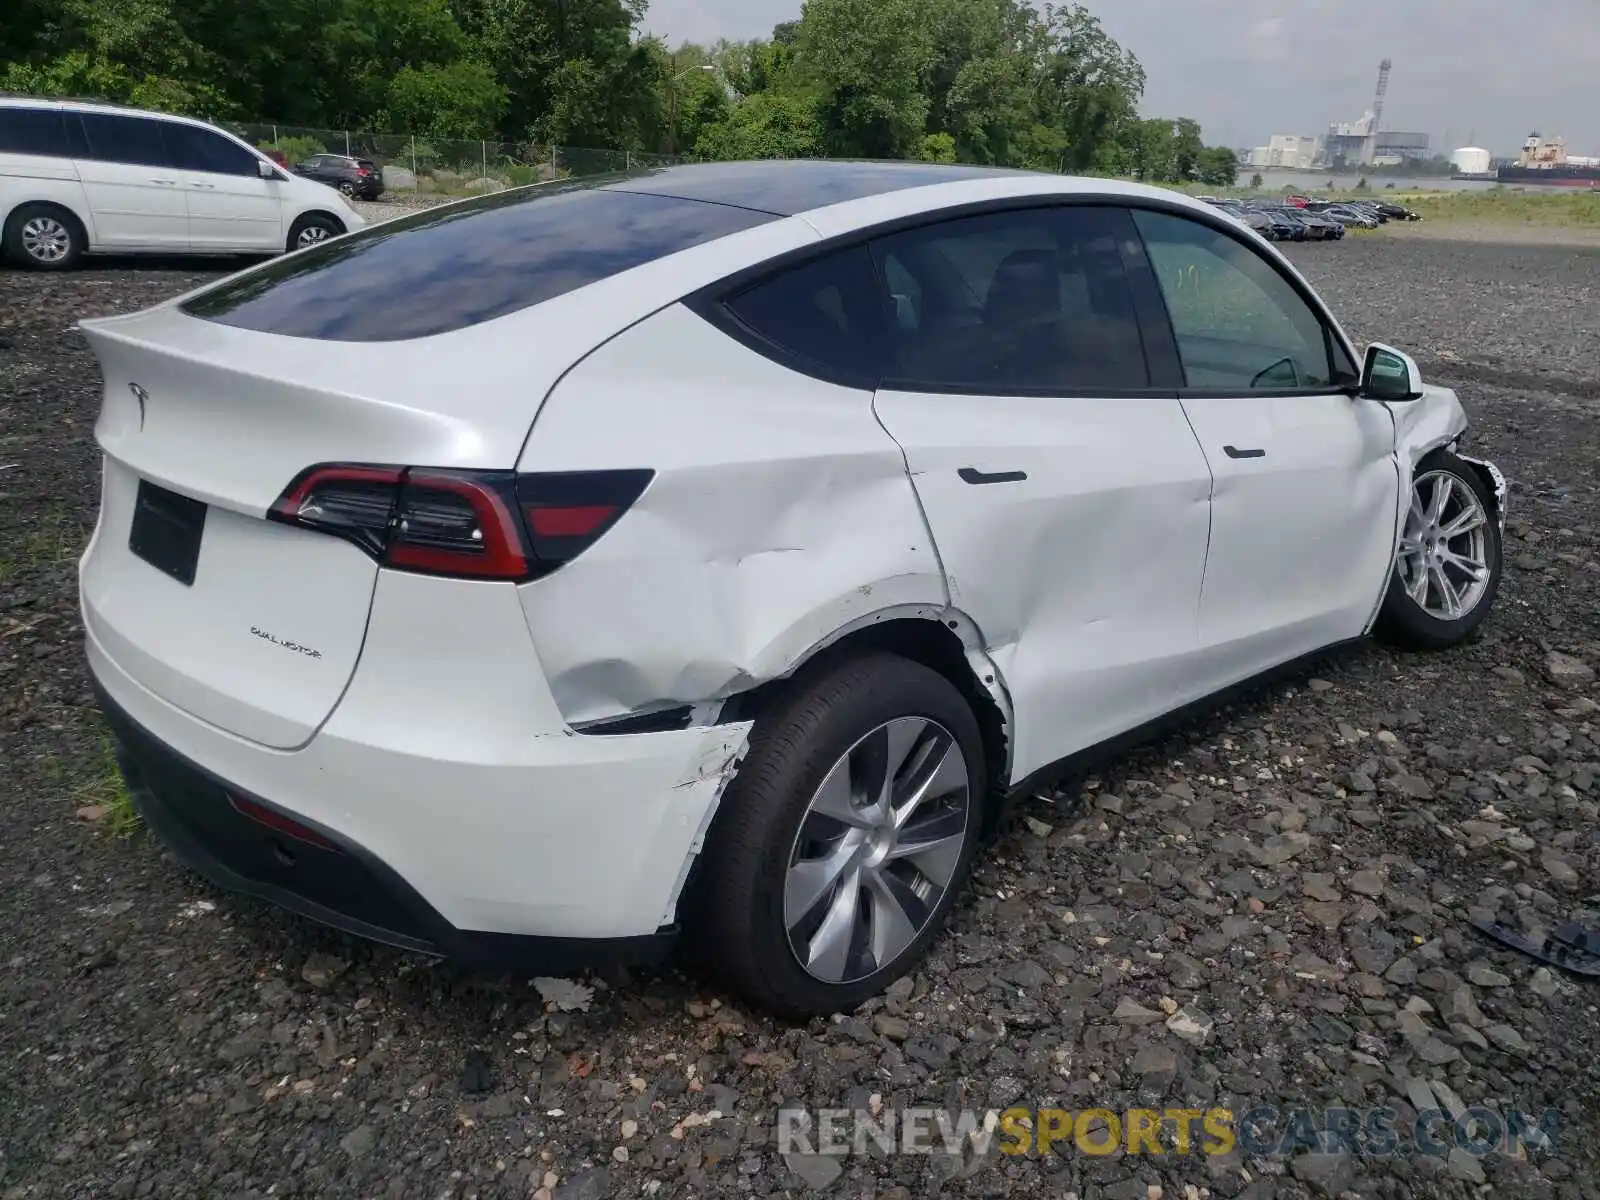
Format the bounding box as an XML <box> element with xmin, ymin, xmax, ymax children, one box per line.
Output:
<box><xmin>129</xmin><ymin>382</ymin><xmax>149</xmax><ymax>430</ymax></box>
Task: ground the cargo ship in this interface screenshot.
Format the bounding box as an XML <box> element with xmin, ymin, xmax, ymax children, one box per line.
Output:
<box><xmin>1496</xmin><ymin>133</ymin><xmax>1600</xmax><ymax>187</ymax></box>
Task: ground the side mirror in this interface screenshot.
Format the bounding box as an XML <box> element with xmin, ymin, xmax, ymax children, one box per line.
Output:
<box><xmin>257</xmin><ymin>159</ymin><xmax>279</xmax><ymax>180</ymax></box>
<box><xmin>1360</xmin><ymin>342</ymin><xmax>1424</xmax><ymax>402</ymax></box>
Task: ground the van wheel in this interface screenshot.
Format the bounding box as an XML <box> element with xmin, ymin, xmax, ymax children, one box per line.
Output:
<box><xmin>687</xmin><ymin>654</ymin><xmax>985</xmax><ymax>1018</ymax></box>
<box><xmin>287</xmin><ymin>213</ymin><xmax>343</xmax><ymax>252</ymax></box>
<box><xmin>4</xmin><ymin>204</ymin><xmax>84</xmax><ymax>270</ymax></box>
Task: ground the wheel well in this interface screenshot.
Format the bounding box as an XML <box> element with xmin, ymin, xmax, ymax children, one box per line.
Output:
<box><xmin>296</xmin><ymin>210</ymin><xmax>346</xmax><ymax>233</ymax></box>
<box><xmin>5</xmin><ymin>201</ymin><xmax>88</xmax><ymax>249</ymax></box>
<box><xmin>723</xmin><ymin>617</ymin><xmax>1010</xmax><ymax>814</ymax></box>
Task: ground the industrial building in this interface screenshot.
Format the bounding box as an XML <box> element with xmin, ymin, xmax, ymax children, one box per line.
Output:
<box><xmin>1451</xmin><ymin>146</ymin><xmax>1493</xmax><ymax>177</ymax></box>
<box><xmin>1246</xmin><ymin>134</ymin><xmax>1320</xmax><ymax>170</ymax></box>
<box><xmin>1322</xmin><ymin>60</ymin><xmax>1430</xmax><ymax>167</ymax></box>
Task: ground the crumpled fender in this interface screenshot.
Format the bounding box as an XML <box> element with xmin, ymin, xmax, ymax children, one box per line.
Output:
<box><xmin>1389</xmin><ymin>382</ymin><xmax>1507</xmax><ymax>529</ymax></box>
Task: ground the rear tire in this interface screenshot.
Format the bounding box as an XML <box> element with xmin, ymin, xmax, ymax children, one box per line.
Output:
<box><xmin>3</xmin><ymin>203</ymin><xmax>84</xmax><ymax>270</ymax></box>
<box><xmin>686</xmin><ymin>654</ymin><xmax>986</xmax><ymax>1018</ymax></box>
<box><xmin>1375</xmin><ymin>449</ymin><xmax>1503</xmax><ymax>650</ymax></box>
<box><xmin>286</xmin><ymin>213</ymin><xmax>343</xmax><ymax>253</ymax></box>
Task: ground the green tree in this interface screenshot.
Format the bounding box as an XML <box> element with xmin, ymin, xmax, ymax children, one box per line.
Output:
<box><xmin>694</xmin><ymin>90</ymin><xmax>822</xmax><ymax>160</ymax></box>
<box><xmin>385</xmin><ymin>59</ymin><xmax>506</xmax><ymax>138</ymax></box>
<box><xmin>450</xmin><ymin>0</ymin><xmax>648</xmax><ymax>142</ymax></box>
<box><xmin>0</xmin><ymin>0</ymin><xmax>228</xmax><ymax>115</ymax></box>
<box><xmin>1198</xmin><ymin>146</ymin><xmax>1239</xmax><ymax>187</ymax></box>
<box><xmin>797</xmin><ymin>0</ymin><xmax>934</xmax><ymax>159</ymax></box>
<box><xmin>918</xmin><ymin>131</ymin><xmax>958</xmax><ymax>162</ymax></box>
<box><xmin>1031</xmin><ymin>3</ymin><xmax>1146</xmax><ymax>173</ymax></box>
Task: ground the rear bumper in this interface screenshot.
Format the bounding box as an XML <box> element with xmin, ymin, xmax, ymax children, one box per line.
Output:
<box><xmin>98</xmin><ymin>680</ymin><xmax>671</xmax><ymax>970</ymax></box>
<box><xmin>84</xmin><ymin>597</ymin><xmax>753</xmax><ymax>950</ymax></box>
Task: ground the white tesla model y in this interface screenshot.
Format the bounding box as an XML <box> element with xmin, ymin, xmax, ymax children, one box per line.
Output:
<box><xmin>78</xmin><ymin>161</ymin><xmax>1506</xmax><ymax>1016</ymax></box>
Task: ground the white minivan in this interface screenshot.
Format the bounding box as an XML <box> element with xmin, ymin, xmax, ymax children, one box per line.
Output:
<box><xmin>0</xmin><ymin>97</ymin><xmax>366</xmax><ymax>269</ymax></box>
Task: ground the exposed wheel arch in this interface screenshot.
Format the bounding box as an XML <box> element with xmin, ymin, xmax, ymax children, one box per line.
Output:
<box><xmin>720</xmin><ymin>615</ymin><xmax>1011</xmax><ymax>829</ymax></box>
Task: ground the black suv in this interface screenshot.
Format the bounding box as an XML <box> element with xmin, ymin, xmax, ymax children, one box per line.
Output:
<box><xmin>291</xmin><ymin>153</ymin><xmax>384</xmax><ymax>200</ymax></box>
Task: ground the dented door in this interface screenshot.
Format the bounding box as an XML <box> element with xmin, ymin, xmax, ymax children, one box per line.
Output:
<box><xmin>873</xmin><ymin>390</ymin><xmax>1213</xmax><ymax>781</ymax></box>
<box><xmin>866</xmin><ymin>204</ymin><xmax>1220</xmax><ymax>781</ymax></box>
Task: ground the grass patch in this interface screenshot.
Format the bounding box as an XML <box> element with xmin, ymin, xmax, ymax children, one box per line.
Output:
<box><xmin>75</xmin><ymin>735</ymin><xmax>141</xmax><ymax>839</ymax></box>
<box><xmin>1</xmin><ymin>508</ymin><xmax>88</xmax><ymax>580</ymax></box>
<box><xmin>1397</xmin><ymin>188</ymin><xmax>1600</xmax><ymax>227</ymax></box>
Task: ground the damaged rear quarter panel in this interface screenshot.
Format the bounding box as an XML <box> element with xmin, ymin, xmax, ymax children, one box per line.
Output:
<box><xmin>514</xmin><ymin>302</ymin><xmax>949</xmax><ymax>726</ymax></box>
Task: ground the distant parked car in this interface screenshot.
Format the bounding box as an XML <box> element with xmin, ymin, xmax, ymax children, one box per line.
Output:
<box><xmin>1320</xmin><ymin>205</ymin><xmax>1380</xmax><ymax>229</ymax></box>
<box><xmin>1210</xmin><ymin>202</ymin><xmax>1274</xmax><ymax>238</ymax></box>
<box><xmin>1289</xmin><ymin>210</ymin><xmax>1345</xmax><ymax>240</ymax></box>
<box><xmin>1376</xmin><ymin>202</ymin><xmax>1421</xmax><ymax>221</ymax></box>
<box><xmin>1259</xmin><ymin>208</ymin><xmax>1308</xmax><ymax>241</ymax></box>
<box><xmin>291</xmin><ymin>153</ymin><xmax>384</xmax><ymax>201</ymax></box>
<box><xmin>0</xmin><ymin>97</ymin><xmax>365</xmax><ymax>268</ymax></box>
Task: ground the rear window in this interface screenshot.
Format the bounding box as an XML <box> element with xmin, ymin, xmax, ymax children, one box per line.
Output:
<box><xmin>181</xmin><ymin>179</ymin><xmax>776</xmax><ymax>341</ymax></box>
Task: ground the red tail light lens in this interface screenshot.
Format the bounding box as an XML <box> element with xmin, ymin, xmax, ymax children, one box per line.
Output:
<box><xmin>269</xmin><ymin>465</ymin><xmax>652</xmax><ymax>580</ymax></box>
<box><xmin>388</xmin><ymin>471</ymin><xmax>528</xmax><ymax>579</ymax></box>
<box><xmin>516</xmin><ymin>469</ymin><xmax>653</xmax><ymax>571</ymax></box>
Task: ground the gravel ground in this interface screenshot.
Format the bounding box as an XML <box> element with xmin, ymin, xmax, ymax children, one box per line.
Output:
<box><xmin>2</xmin><ymin>234</ymin><xmax>1598</xmax><ymax>1200</ymax></box>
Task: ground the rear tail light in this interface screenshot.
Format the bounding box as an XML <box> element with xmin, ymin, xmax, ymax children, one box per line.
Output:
<box><xmin>269</xmin><ymin>464</ymin><xmax>651</xmax><ymax>581</ymax></box>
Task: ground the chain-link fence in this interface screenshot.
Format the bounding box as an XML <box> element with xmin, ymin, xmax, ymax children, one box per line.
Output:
<box><xmin>228</xmin><ymin>123</ymin><xmax>687</xmax><ymax>197</ymax></box>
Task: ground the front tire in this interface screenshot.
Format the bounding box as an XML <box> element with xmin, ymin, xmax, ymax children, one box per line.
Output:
<box><xmin>1375</xmin><ymin>449</ymin><xmax>1503</xmax><ymax>650</ymax></box>
<box><xmin>286</xmin><ymin>213</ymin><xmax>343</xmax><ymax>253</ymax></box>
<box><xmin>4</xmin><ymin>203</ymin><xmax>84</xmax><ymax>270</ymax></box>
<box><xmin>688</xmin><ymin>654</ymin><xmax>986</xmax><ymax>1018</ymax></box>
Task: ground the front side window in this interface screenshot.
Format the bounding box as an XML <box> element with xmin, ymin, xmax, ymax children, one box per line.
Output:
<box><xmin>78</xmin><ymin>114</ymin><xmax>172</xmax><ymax>168</ymax></box>
<box><xmin>721</xmin><ymin>245</ymin><xmax>889</xmax><ymax>382</ymax></box>
<box><xmin>0</xmin><ymin>107</ymin><xmax>69</xmax><ymax>156</ymax></box>
<box><xmin>1132</xmin><ymin>208</ymin><xmax>1349</xmax><ymax>391</ymax></box>
<box><xmin>870</xmin><ymin>205</ymin><xmax>1150</xmax><ymax>393</ymax></box>
<box><xmin>165</xmin><ymin>123</ymin><xmax>262</xmax><ymax>177</ymax></box>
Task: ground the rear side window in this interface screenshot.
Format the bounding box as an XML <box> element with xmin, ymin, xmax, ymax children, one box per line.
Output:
<box><xmin>722</xmin><ymin>246</ymin><xmax>889</xmax><ymax>383</ymax></box>
<box><xmin>164</xmin><ymin>123</ymin><xmax>261</xmax><ymax>177</ymax></box>
<box><xmin>871</xmin><ymin>205</ymin><xmax>1152</xmax><ymax>393</ymax></box>
<box><xmin>0</xmin><ymin>107</ymin><xmax>70</xmax><ymax>156</ymax></box>
<box><xmin>181</xmin><ymin>181</ymin><xmax>776</xmax><ymax>342</ymax></box>
<box><xmin>79</xmin><ymin>114</ymin><xmax>172</xmax><ymax>168</ymax></box>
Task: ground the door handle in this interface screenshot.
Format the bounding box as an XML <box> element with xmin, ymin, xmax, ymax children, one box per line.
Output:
<box><xmin>190</xmin><ymin>182</ymin><xmax>216</xmax><ymax>190</ymax></box>
<box><xmin>958</xmin><ymin>467</ymin><xmax>1028</xmax><ymax>485</ymax></box>
<box><xmin>1223</xmin><ymin>445</ymin><xmax>1266</xmax><ymax>460</ymax></box>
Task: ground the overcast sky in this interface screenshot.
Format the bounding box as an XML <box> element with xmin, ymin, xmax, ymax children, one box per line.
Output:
<box><xmin>638</xmin><ymin>0</ymin><xmax>1600</xmax><ymax>157</ymax></box>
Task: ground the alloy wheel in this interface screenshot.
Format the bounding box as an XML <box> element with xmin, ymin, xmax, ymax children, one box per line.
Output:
<box><xmin>1396</xmin><ymin>469</ymin><xmax>1492</xmax><ymax>621</ymax></box>
<box><xmin>21</xmin><ymin>215</ymin><xmax>70</xmax><ymax>263</ymax></box>
<box><xmin>783</xmin><ymin>716</ymin><xmax>970</xmax><ymax>985</ymax></box>
<box><xmin>297</xmin><ymin>224</ymin><xmax>332</xmax><ymax>248</ymax></box>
